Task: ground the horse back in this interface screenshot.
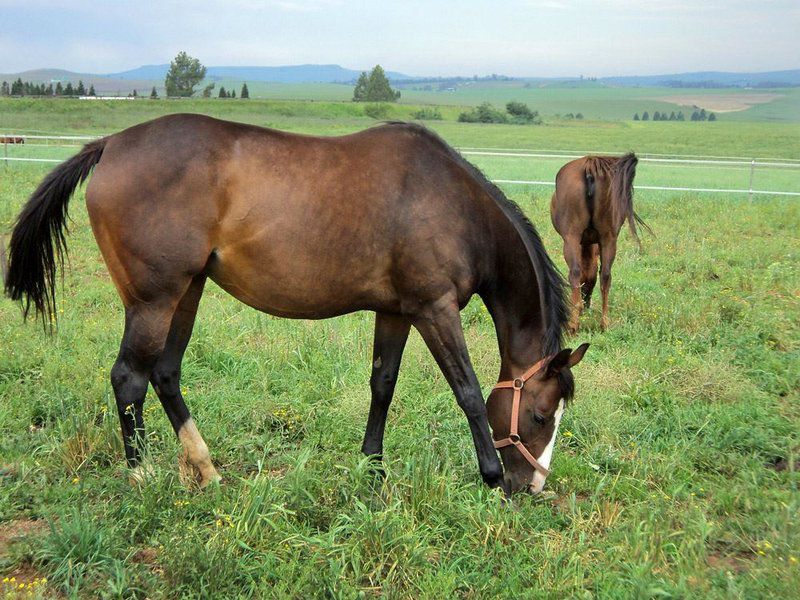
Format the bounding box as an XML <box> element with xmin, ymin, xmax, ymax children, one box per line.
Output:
<box><xmin>84</xmin><ymin>115</ymin><xmax>493</xmax><ymax>318</ymax></box>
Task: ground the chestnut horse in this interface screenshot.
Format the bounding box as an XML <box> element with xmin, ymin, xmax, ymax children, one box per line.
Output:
<box><xmin>5</xmin><ymin>115</ymin><xmax>588</xmax><ymax>495</ymax></box>
<box><xmin>550</xmin><ymin>153</ymin><xmax>650</xmax><ymax>333</ymax></box>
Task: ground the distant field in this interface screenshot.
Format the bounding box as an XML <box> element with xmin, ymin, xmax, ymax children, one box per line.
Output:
<box><xmin>1</xmin><ymin>100</ymin><xmax>798</xmax><ymax>598</ymax></box>
<box><xmin>397</xmin><ymin>82</ymin><xmax>800</xmax><ymax>122</ymax></box>
<box><xmin>3</xmin><ymin>78</ymin><xmax>797</xmax><ymax>122</ymax></box>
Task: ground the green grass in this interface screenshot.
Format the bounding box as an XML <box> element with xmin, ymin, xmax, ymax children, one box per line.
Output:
<box><xmin>1</xmin><ymin>105</ymin><xmax>799</xmax><ymax>598</ymax></box>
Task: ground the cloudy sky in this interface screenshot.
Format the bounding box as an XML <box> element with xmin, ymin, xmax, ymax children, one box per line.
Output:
<box><xmin>1</xmin><ymin>0</ymin><xmax>798</xmax><ymax>76</ymax></box>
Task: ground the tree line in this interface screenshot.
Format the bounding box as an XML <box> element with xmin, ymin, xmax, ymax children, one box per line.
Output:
<box><xmin>634</xmin><ymin>109</ymin><xmax>717</xmax><ymax>121</ymax></box>
<box><xmin>0</xmin><ymin>78</ymin><xmax>96</xmax><ymax>97</ymax></box>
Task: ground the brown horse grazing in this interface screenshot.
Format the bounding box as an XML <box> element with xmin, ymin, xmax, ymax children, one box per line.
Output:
<box><xmin>5</xmin><ymin>114</ymin><xmax>589</xmax><ymax>495</ymax></box>
<box><xmin>550</xmin><ymin>153</ymin><xmax>650</xmax><ymax>333</ymax></box>
<box><xmin>0</xmin><ymin>136</ymin><xmax>25</xmax><ymax>144</ymax></box>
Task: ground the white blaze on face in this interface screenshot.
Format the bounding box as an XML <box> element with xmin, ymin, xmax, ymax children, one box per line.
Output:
<box><xmin>530</xmin><ymin>399</ymin><xmax>565</xmax><ymax>494</ymax></box>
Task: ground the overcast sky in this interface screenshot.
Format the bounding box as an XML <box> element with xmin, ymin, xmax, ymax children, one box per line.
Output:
<box><xmin>1</xmin><ymin>0</ymin><xmax>798</xmax><ymax>77</ymax></box>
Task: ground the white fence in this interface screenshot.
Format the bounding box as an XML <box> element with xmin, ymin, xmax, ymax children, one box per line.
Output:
<box><xmin>4</xmin><ymin>134</ymin><xmax>800</xmax><ymax>198</ymax></box>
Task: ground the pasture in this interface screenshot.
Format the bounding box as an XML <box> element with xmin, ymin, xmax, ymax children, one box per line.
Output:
<box><xmin>0</xmin><ymin>100</ymin><xmax>799</xmax><ymax>598</ymax></box>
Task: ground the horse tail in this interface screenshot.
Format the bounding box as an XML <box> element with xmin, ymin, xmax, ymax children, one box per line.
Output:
<box><xmin>583</xmin><ymin>167</ymin><xmax>596</xmax><ymax>230</ymax></box>
<box><xmin>4</xmin><ymin>138</ymin><xmax>107</xmax><ymax>328</ymax></box>
<box><xmin>610</xmin><ymin>152</ymin><xmax>650</xmax><ymax>247</ymax></box>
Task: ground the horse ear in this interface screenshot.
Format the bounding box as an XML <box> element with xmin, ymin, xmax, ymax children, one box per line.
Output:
<box><xmin>540</xmin><ymin>343</ymin><xmax>590</xmax><ymax>376</ymax></box>
<box><xmin>566</xmin><ymin>343</ymin><xmax>590</xmax><ymax>368</ymax></box>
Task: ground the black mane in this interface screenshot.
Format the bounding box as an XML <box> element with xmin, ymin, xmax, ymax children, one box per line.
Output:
<box><xmin>385</xmin><ymin>122</ymin><xmax>570</xmax><ymax>358</ymax></box>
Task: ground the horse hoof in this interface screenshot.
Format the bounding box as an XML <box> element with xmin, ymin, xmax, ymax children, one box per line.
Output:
<box><xmin>199</xmin><ymin>472</ymin><xmax>223</xmax><ymax>489</ymax></box>
<box><xmin>128</xmin><ymin>463</ymin><xmax>156</xmax><ymax>486</ymax></box>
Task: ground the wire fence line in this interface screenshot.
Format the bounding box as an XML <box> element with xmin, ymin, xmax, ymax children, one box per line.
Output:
<box><xmin>460</xmin><ymin>150</ymin><xmax>800</xmax><ymax>169</ymax></box>
<box><xmin>3</xmin><ymin>134</ymin><xmax>800</xmax><ymax>198</ymax></box>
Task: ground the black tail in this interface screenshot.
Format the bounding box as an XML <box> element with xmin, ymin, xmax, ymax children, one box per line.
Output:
<box><xmin>610</xmin><ymin>152</ymin><xmax>651</xmax><ymax>247</ymax></box>
<box><xmin>583</xmin><ymin>169</ymin><xmax>596</xmax><ymax>229</ymax></box>
<box><xmin>4</xmin><ymin>139</ymin><xmax>106</xmax><ymax>328</ymax></box>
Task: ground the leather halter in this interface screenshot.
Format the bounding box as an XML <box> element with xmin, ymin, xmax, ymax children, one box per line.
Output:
<box><xmin>492</xmin><ymin>357</ymin><xmax>551</xmax><ymax>477</ymax></box>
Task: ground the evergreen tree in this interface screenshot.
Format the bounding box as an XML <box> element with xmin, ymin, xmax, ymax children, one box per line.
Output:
<box><xmin>365</xmin><ymin>65</ymin><xmax>399</xmax><ymax>102</ymax></box>
<box><xmin>77</xmin><ymin>80</ymin><xmax>86</xmax><ymax>95</ymax></box>
<box><xmin>691</xmin><ymin>111</ymin><xmax>699</xmax><ymax>121</ymax></box>
<box><xmin>352</xmin><ymin>72</ymin><xmax>368</xmax><ymax>101</ymax></box>
<box><xmin>150</xmin><ymin>86</ymin><xmax>158</xmax><ymax>99</ymax></box>
<box><xmin>240</xmin><ymin>82</ymin><xmax>250</xmax><ymax>99</ymax></box>
<box><xmin>633</xmin><ymin>113</ymin><xmax>639</xmax><ymax>120</ymax></box>
<box><xmin>64</xmin><ymin>82</ymin><xmax>74</xmax><ymax>96</ymax></box>
<box><xmin>669</xmin><ymin>111</ymin><xmax>676</xmax><ymax>121</ymax></box>
<box><xmin>132</xmin><ymin>89</ymin><xmax>138</xmax><ymax>97</ymax></box>
<box><xmin>653</xmin><ymin>111</ymin><xmax>661</xmax><ymax>121</ymax></box>
<box><xmin>698</xmin><ymin>108</ymin><xmax>707</xmax><ymax>121</ymax></box>
<box><xmin>708</xmin><ymin>112</ymin><xmax>717</xmax><ymax>121</ymax></box>
<box><xmin>677</xmin><ymin>111</ymin><xmax>685</xmax><ymax>121</ymax></box>
<box><xmin>0</xmin><ymin>81</ymin><xmax>8</xmax><ymax>96</ymax></box>
<box><xmin>46</xmin><ymin>83</ymin><xmax>54</xmax><ymax>96</ymax></box>
<box><xmin>218</xmin><ymin>86</ymin><xmax>227</xmax><ymax>98</ymax></box>
<box><xmin>55</xmin><ymin>81</ymin><xmax>63</xmax><ymax>95</ymax></box>
<box><xmin>201</xmin><ymin>82</ymin><xmax>215</xmax><ymax>98</ymax></box>
<box><xmin>353</xmin><ymin>65</ymin><xmax>400</xmax><ymax>102</ymax></box>
<box><xmin>88</xmin><ymin>84</ymin><xmax>96</xmax><ymax>96</ymax></box>
<box><xmin>164</xmin><ymin>51</ymin><xmax>206</xmax><ymax>97</ymax></box>
<box><xmin>641</xmin><ymin>111</ymin><xmax>649</xmax><ymax>121</ymax></box>
<box><xmin>230</xmin><ymin>89</ymin><xmax>236</xmax><ymax>98</ymax></box>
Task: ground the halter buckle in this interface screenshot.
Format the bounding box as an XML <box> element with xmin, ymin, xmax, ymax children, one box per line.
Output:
<box><xmin>512</xmin><ymin>377</ymin><xmax>525</xmax><ymax>390</ymax></box>
<box><xmin>509</xmin><ymin>433</ymin><xmax>521</xmax><ymax>443</ymax></box>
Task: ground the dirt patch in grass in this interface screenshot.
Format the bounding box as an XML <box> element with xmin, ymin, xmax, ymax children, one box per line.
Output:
<box><xmin>0</xmin><ymin>519</ymin><xmax>48</xmax><ymax>557</ymax></box>
<box><xmin>767</xmin><ymin>457</ymin><xmax>800</xmax><ymax>472</ymax></box>
<box><xmin>707</xmin><ymin>551</ymin><xmax>753</xmax><ymax>574</ymax></box>
<box><xmin>654</xmin><ymin>93</ymin><xmax>783</xmax><ymax>113</ymax></box>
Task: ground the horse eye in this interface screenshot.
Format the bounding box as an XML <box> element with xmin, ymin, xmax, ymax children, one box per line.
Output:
<box><xmin>532</xmin><ymin>413</ymin><xmax>546</xmax><ymax>426</ymax></box>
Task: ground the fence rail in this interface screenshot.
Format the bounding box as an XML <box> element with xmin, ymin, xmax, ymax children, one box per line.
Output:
<box><xmin>4</xmin><ymin>134</ymin><xmax>800</xmax><ymax>198</ymax></box>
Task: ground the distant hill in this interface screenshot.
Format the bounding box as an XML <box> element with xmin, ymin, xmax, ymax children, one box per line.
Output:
<box><xmin>600</xmin><ymin>69</ymin><xmax>800</xmax><ymax>88</ymax></box>
<box><xmin>106</xmin><ymin>64</ymin><xmax>413</xmax><ymax>83</ymax></box>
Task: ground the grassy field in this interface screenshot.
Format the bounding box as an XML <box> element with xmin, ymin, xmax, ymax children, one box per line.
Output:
<box><xmin>0</xmin><ymin>101</ymin><xmax>799</xmax><ymax>598</ymax></box>
<box><xmin>164</xmin><ymin>79</ymin><xmax>800</xmax><ymax>122</ymax></box>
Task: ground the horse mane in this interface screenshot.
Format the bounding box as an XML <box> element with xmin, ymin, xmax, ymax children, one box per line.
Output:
<box><xmin>382</xmin><ymin>122</ymin><xmax>570</xmax><ymax>359</ymax></box>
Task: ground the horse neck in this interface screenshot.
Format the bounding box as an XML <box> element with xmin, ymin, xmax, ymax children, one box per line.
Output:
<box><xmin>480</xmin><ymin>219</ymin><xmax>547</xmax><ymax>380</ymax></box>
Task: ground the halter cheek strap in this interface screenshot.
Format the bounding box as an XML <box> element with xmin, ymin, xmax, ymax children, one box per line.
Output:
<box><xmin>492</xmin><ymin>357</ymin><xmax>551</xmax><ymax>477</ymax></box>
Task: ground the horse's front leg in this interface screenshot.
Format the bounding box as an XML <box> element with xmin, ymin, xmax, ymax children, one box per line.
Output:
<box><xmin>412</xmin><ymin>296</ymin><xmax>507</xmax><ymax>493</ymax></box>
<box><xmin>361</xmin><ymin>313</ymin><xmax>411</xmax><ymax>467</ymax></box>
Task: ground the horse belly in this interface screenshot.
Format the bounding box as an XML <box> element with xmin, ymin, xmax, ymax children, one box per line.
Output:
<box><xmin>205</xmin><ymin>234</ymin><xmax>398</xmax><ymax>319</ymax></box>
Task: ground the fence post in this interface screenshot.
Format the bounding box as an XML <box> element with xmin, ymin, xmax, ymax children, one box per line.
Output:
<box><xmin>748</xmin><ymin>159</ymin><xmax>755</xmax><ymax>201</ymax></box>
<box><xmin>3</xmin><ymin>137</ymin><xmax>7</xmax><ymax>168</ymax></box>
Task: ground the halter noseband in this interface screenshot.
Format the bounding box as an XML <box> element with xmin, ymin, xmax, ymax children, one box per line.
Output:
<box><xmin>492</xmin><ymin>357</ymin><xmax>551</xmax><ymax>477</ymax></box>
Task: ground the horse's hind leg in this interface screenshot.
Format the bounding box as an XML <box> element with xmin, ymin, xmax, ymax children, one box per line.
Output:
<box><xmin>562</xmin><ymin>236</ymin><xmax>583</xmax><ymax>334</ymax></box>
<box><xmin>111</xmin><ymin>299</ymin><xmax>184</xmax><ymax>482</ymax></box>
<box><xmin>580</xmin><ymin>243</ymin><xmax>599</xmax><ymax>308</ymax></box>
<box><xmin>361</xmin><ymin>313</ymin><xmax>411</xmax><ymax>468</ymax></box>
<box><xmin>599</xmin><ymin>237</ymin><xmax>618</xmax><ymax>331</ymax></box>
<box><xmin>150</xmin><ymin>274</ymin><xmax>221</xmax><ymax>488</ymax></box>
